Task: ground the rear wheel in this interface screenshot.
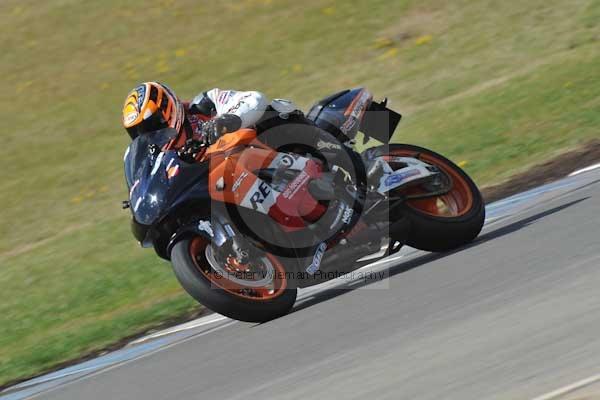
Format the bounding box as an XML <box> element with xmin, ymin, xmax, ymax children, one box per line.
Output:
<box><xmin>372</xmin><ymin>144</ymin><xmax>485</xmax><ymax>252</ymax></box>
<box><xmin>171</xmin><ymin>237</ymin><xmax>297</xmax><ymax>322</ymax></box>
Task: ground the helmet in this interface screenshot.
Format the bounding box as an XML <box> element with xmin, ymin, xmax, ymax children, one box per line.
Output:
<box><xmin>122</xmin><ymin>82</ymin><xmax>185</xmax><ymax>140</ymax></box>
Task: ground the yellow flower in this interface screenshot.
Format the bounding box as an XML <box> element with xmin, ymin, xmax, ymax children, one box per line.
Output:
<box><xmin>415</xmin><ymin>35</ymin><xmax>433</xmax><ymax>46</ymax></box>
<box><xmin>373</xmin><ymin>37</ymin><xmax>394</xmax><ymax>49</ymax></box>
<box><xmin>157</xmin><ymin>61</ymin><xmax>170</xmax><ymax>73</ymax></box>
<box><xmin>378</xmin><ymin>47</ymin><xmax>398</xmax><ymax>60</ymax></box>
<box><xmin>322</xmin><ymin>6</ymin><xmax>335</xmax><ymax>15</ymax></box>
<box><xmin>175</xmin><ymin>48</ymin><xmax>187</xmax><ymax>58</ymax></box>
<box><xmin>227</xmin><ymin>3</ymin><xmax>243</xmax><ymax>12</ymax></box>
<box><xmin>16</xmin><ymin>80</ymin><xmax>34</xmax><ymax>94</ymax></box>
<box><xmin>458</xmin><ymin>160</ymin><xmax>468</xmax><ymax>168</ymax></box>
<box><xmin>292</xmin><ymin>64</ymin><xmax>303</xmax><ymax>73</ymax></box>
<box><xmin>126</xmin><ymin>70</ymin><xmax>139</xmax><ymax>80</ymax></box>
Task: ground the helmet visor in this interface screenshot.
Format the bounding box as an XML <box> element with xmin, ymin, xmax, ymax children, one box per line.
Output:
<box><xmin>126</xmin><ymin>112</ymin><xmax>169</xmax><ymax>140</ymax></box>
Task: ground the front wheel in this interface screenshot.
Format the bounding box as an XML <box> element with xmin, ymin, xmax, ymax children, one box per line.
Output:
<box><xmin>171</xmin><ymin>237</ymin><xmax>297</xmax><ymax>322</ymax></box>
<box><xmin>372</xmin><ymin>144</ymin><xmax>485</xmax><ymax>252</ymax></box>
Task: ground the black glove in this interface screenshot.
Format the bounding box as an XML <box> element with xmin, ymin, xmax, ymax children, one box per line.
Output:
<box><xmin>177</xmin><ymin>138</ymin><xmax>207</xmax><ymax>163</ymax></box>
<box><xmin>200</xmin><ymin>114</ymin><xmax>243</xmax><ymax>144</ymax></box>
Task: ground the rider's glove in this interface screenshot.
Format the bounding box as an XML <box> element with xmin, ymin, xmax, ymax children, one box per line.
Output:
<box><xmin>177</xmin><ymin>138</ymin><xmax>207</xmax><ymax>163</ymax></box>
<box><xmin>200</xmin><ymin>114</ymin><xmax>243</xmax><ymax>144</ymax></box>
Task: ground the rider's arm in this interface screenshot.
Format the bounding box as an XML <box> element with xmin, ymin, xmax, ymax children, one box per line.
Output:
<box><xmin>199</xmin><ymin>89</ymin><xmax>269</xmax><ymax>129</ymax></box>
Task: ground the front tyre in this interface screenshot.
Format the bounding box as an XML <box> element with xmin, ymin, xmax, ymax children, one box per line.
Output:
<box><xmin>171</xmin><ymin>237</ymin><xmax>297</xmax><ymax>322</ymax></box>
<box><xmin>374</xmin><ymin>144</ymin><xmax>485</xmax><ymax>252</ymax></box>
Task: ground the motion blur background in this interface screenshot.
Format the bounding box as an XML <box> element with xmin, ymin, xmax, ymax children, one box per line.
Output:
<box><xmin>1</xmin><ymin>0</ymin><xmax>598</xmax><ymax>387</ymax></box>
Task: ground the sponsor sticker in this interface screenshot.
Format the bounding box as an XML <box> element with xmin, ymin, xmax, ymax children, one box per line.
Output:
<box><xmin>277</xmin><ymin>154</ymin><xmax>295</xmax><ymax>169</ymax></box>
<box><xmin>317</xmin><ymin>140</ymin><xmax>341</xmax><ymax>151</ymax></box>
<box><xmin>384</xmin><ymin>169</ymin><xmax>421</xmax><ymax>187</ymax></box>
<box><xmin>124</xmin><ymin>112</ymin><xmax>139</xmax><ymax>126</ymax></box>
<box><xmin>347</xmin><ymin>90</ymin><xmax>371</xmax><ymax>120</ymax></box>
<box><xmin>329</xmin><ymin>203</ymin><xmax>345</xmax><ymax>229</ymax></box>
<box><xmin>306</xmin><ymin>242</ymin><xmax>327</xmax><ymax>274</ymax></box>
<box><xmin>226</xmin><ymin>93</ymin><xmax>252</xmax><ymax>114</ymax></box>
<box><xmin>282</xmin><ymin>171</ymin><xmax>309</xmax><ymax>199</ymax></box>
<box><xmin>340</xmin><ymin>116</ymin><xmax>358</xmax><ymax>134</ymax></box>
<box><xmin>218</xmin><ymin>90</ymin><xmax>232</xmax><ymax>104</ymax></box>
<box><xmin>227</xmin><ymin>103</ymin><xmax>241</xmax><ymax>113</ymax></box>
<box><xmin>232</xmin><ymin>171</ymin><xmax>249</xmax><ymax>192</ymax></box>
<box><xmin>342</xmin><ymin>205</ymin><xmax>353</xmax><ymax>224</ymax></box>
<box><xmin>135</xmin><ymin>85</ymin><xmax>146</xmax><ymax>108</ymax></box>
<box><xmin>329</xmin><ymin>203</ymin><xmax>354</xmax><ymax>229</ymax></box>
<box><xmin>241</xmin><ymin>178</ymin><xmax>279</xmax><ymax>214</ymax></box>
<box><xmin>249</xmin><ymin>181</ymin><xmax>273</xmax><ymax>210</ymax></box>
<box><xmin>223</xmin><ymin>224</ymin><xmax>235</xmax><ymax>237</ymax></box>
<box><xmin>269</xmin><ymin>153</ymin><xmax>306</xmax><ymax>171</ymax></box>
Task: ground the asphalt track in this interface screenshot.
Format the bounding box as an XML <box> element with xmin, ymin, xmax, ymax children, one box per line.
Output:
<box><xmin>3</xmin><ymin>165</ymin><xmax>600</xmax><ymax>400</ymax></box>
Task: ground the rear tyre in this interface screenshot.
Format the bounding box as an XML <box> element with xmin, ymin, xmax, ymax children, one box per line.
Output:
<box><xmin>171</xmin><ymin>238</ymin><xmax>297</xmax><ymax>322</ymax></box>
<box><xmin>372</xmin><ymin>144</ymin><xmax>485</xmax><ymax>252</ymax></box>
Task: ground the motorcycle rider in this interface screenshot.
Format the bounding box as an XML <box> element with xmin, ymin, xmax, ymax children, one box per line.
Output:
<box><xmin>122</xmin><ymin>82</ymin><xmax>366</xmax><ymax>259</ymax></box>
<box><xmin>122</xmin><ymin>82</ymin><xmax>270</xmax><ymax>161</ymax></box>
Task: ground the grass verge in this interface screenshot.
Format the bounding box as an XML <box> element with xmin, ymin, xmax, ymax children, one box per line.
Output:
<box><xmin>1</xmin><ymin>0</ymin><xmax>598</xmax><ymax>386</ymax></box>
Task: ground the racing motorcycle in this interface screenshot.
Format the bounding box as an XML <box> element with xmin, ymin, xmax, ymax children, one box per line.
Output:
<box><xmin>123</xmin><ymin>88</ymin><xmax>485</xmax><ymax>322</ymax></box>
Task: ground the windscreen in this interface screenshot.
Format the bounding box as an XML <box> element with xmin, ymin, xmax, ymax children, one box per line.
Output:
<box><xmin>124</xmin><ymin>128</ymin><xmax>177</xmax><ymax>187</ymax></box>
<box><xmin>124</xmin><ymin>128</ymin><xmax>178</xmax><ymax>225</ymax></box>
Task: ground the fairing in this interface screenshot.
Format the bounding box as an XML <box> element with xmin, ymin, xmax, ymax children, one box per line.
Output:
<box><xmin>124</xmin><ymin>128</ymin><xmax>209</xmax><ymax>230</ymax></box>
<box><xmin>307</xmin><ymin>87</ymin><xmax>401</xmax><ymax>143</ymax></box>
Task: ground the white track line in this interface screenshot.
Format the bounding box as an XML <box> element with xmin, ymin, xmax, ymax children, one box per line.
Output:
<box><xmin>531</xmin><ymin>373</ymin><xmax>600</xmax><ymax>400</ymax></box>
<box><xmin>129</xmin><ymin>314</ymin><xmax>228</xmax><ymax>344</ymax></box>
<box><xmin>569</xmin><ymin>163</ymin><xmax>600</xmax><ymax>177</ymax></box>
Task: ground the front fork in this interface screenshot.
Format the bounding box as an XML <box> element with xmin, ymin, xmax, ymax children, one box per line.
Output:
<box><xmin>166</xmin><ymin>209</ymin><xmax>254</xmax><ymax>262</ymax></box>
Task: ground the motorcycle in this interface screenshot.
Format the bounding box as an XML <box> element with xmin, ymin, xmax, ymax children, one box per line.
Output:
<box><xmin>123</xmin><ymin>88</ymin><xmax>485</xmax><ymax>322</ymax></box>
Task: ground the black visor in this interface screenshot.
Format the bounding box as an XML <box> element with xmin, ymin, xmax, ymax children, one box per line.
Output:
<box><xmin>126</xmin><ymin>112</ymin><xmax>169</xmax><ymax>140</ymax></box>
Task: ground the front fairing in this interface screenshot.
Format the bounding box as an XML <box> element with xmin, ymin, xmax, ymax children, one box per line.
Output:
<box><xmin>124</xmin><ymin>128</ymin><xmax>209</xmax><ymax>234</ymax></box>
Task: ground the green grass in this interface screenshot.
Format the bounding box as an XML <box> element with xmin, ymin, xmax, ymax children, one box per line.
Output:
<box><xmin>1</xmin><ymin>0</ymin><xmax>599</xmax><ymax>386</ymax></box>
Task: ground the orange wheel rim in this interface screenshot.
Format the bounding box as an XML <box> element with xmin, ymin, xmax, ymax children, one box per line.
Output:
<box><xmin>388</xmin><ymin>150</ymin><xmax>474</xmax><ymax>217</ymax></box>
<box><xmin>189</xmin><ymin>238</ymin><xmax>287</xmax><ymax>301</ymax></box>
